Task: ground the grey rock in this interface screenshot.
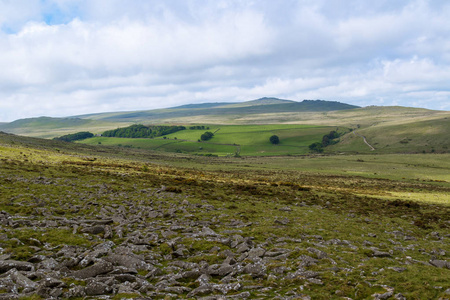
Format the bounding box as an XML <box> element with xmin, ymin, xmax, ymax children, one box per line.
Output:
<box><xmin>0</xmin><ymin>260</ymin><xmax>34</xmax><ymax>273</ymax></box>
<box><xmin>429</xmin><ymin>259</ymin><xmax>449</xmax><ymax>269</ymax></box>
<box><xmin>81</xmin><ymin>225</ymin><xmax>105</xmax><ymax>234</ymax></box>
<box><xmin>307</xmin><ymin>247</ymin><xmax>328</xmax><ymax>259</ymax></box>
<box><xmin>0</xmin><ymin>294</ymin><xmax>18</xmax><ymax>300</ymax></box>
<box><xmin>216</xmin><ymin>264</ymin><xmax>235</xmax><ymax>276</ymax></box>
<box><xmin>104</xmin><ymin>225</ymin><xmax>113</xmax><ymax>239</ymax></box>
<box><xmin>198</xmin><ymin>226</ymin><xmax>220</xmax><ymax>237</ymax></box>
<box><xmin>242</xmin><ymin>263</ymin><xmax>265</xmax><ymax>277</ymax></box>
<box><xmin>236</xmin><ymin>242</ymin><xmax>250</xmax><ymax>253</ymax></box>
<box><xmin>114</xmin><ymin>274</ymin><xmax>137</xmax><ymax>283</ymax></box>
<box><xmin>72</xmin><ymin>260</ymin><xmax>114</xmax><ymax>279</ymax></box>
<box><xmin>41</xmin><ymin>277</ymin><xmax>65</xmax><ymax>288</ymax></box>
<box><xmin>164</xmin><ymin>286</ymin><xmax>192</xmax><ymax>294</ymax></box>
<box><xmin>85</xmin><ymin>281</ymin><xmax>111</xmax><ymax>295</ymax></box>
<box><xmin>117</xmin><ymin>282</ymin><xmax>137</xmax><ymax>294</ymax></box>
<box><xmin>181</xmin><ymin>270</ymin><xmax>201</xmax><ymax>279</ymax></box>
<box><xmin>394</xmin><ymin>293</ymin><xmax>406</xmax><ymax>300</ymax></box>
<box><xmin>38</xmin><ymin>258</ymin><xmax>59</xmax><ymax>270</ymax></box>
<box><xmin>293</xmin><ymin>269</ymin><xmax>320</xmax><ymax>279</ymax></box>
<box><xmin>197</xmin><ymin>273</ymin><xmax>212</xmax><ymax>285</ymax></box>
<box><xmin>373</xmin><ymin>290</ymin><xmax>394</xmax><ymax>300</ymax></box>
<box><xmin>247</xmin><ymin>247</ymin><xmax>266</xmax><ymax>259</ymax></box>
<box><xmin>308</xmin><ymin>278</ymin><xmax>324</xmax><ymax>285</ymax></box>
<box><xmin>274</xmin><ymin>218</ymin><xmax>290</xmax><ymax>225</ymax></box>
<box><xmin>213</xmin><ymin>282</ymin><xmax>242</xmax><ymax>294</ymax></box>
<box><xmin>6</xmin><ymin>268</ymin><xmax>38</xmax><ymax>291</ymax></box>
<box><xmin>279</xmin><ymin>206</ymin><xmax>292</xmax><ymax>212</ymax></box>
<box><xmin>188</xmin><ymin>284</ymin><xmax>214</xmax><ymax>298</ymax></box>
<box><xmin>104</xmin><ymin>254</ymin><xmax>152</xmax><ymax>271</ymax></box>
<box><xmin>228</xmin><ymin>291</ymin><xmax>251</xmax><ymax>299</ymax></box>
<box><xmin>372</xmin><ymin>250</ymin><xmax>392</xmax><ymax>258</ymax></box>
<box><xmin>64</xmin><ymin>285</ymin><xmax>86</xmax><ymax>298</ymax></box>
<box><xmin>299</xmin><ymin>255</ymin><xmax>319</xmax><ymax>266</ymax></box>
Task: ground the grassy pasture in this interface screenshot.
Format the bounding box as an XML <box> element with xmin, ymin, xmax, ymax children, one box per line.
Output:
<box><xmin>79</xmin><ymin>124</ymin><xmax>336</xmax><ymax>156</ymax></box>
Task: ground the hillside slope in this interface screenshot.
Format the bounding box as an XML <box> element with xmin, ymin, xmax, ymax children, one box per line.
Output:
<box><xmin>0</xmin><ymin>98</ymin><xmax>359</xmax><ymax>138</ymax></box>
<box><xmin>0</xmin><ymin>131</ymin><xmax>449</xmax><ymax>299</ymax></box>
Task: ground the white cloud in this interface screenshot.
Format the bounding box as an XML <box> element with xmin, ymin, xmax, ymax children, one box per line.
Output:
<box><xmin>0</xmin><ymin>0</ymin><xmax>449</xmax><ymax>122</ymax></box>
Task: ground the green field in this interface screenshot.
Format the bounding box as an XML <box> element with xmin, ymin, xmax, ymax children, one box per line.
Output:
<box><xmin>79</xmin><ymin>124</ymin><xmax>337</xmax><ymax>156</ymax></box>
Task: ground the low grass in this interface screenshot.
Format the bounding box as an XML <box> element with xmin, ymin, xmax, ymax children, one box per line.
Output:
<box><xmin>1</xmin><ymin>132</ymin><xmax>449</xmax><ymax>299</ymax></box>
<box><xmin>79</xmin><ymin>124</ymin><xmax>336</xmax><ymax>156</ymax></box>
<box><xmin>332</xmin><ymin>116</ymin><xmax>450</xmax><ymax>154</ymax></box>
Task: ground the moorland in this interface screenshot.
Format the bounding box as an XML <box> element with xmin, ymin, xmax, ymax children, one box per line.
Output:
<box><xmin>0</xmin><ymin>98</ymin><xmax>449</xmax><ymax>299</ymax></box>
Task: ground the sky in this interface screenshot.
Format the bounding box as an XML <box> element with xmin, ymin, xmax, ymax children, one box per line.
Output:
<box><xmin>0</xmin><ymin>0</ymin><xmax>449</xmax><ymax>122</ymax></box>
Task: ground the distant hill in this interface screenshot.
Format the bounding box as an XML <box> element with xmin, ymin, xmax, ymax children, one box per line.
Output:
<box><xmin>0</xmin><ymin>116</ymin><xmax>123</xmax><ymax>139</ymax></box>
<box><xmin>172</xmin><ymin>102</ymin><xmax>234</xmax><ymax>109</ymax></box>
<box><xmin>0</xmin><ymin>116</ymin><xmax>90</xmax><ymax>129</ymax></box>
<box><xmin>74</xmin><ymin>98</ymin><xmax>360</xmax><ymax>123</ymax></box>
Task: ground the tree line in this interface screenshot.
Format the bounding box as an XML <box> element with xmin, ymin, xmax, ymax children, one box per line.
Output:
<box><xmin>309</xmin><ymin>130</ymin><xmax>340</xmax><ymax>153</ymax></box>
<box><xmin>102</xmin><ymin>124</ymin><xmax>186</xmax><ymax>138</ymax></box>
<box><xmin>54</xmin><ymin>131</ymin><xmax>94</xmax><ymax>142</ymax></box>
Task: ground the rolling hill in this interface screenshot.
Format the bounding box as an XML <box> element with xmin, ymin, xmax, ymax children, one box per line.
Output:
<box><xmin>0</xmin><ymin>98</ymin><xmax>358</xmax><ymax>137</ymax></box>
<box><xmin>73</xmin><ymin>98</ymin><xmax>359</xmax><ymax>123</ymax></box>
<box><xmin>0</xmin><ymin>98</ymin><xmax>448</xmax><ymax>155</ymax></box>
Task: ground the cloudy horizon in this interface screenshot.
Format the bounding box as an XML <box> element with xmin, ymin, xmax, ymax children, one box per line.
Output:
<box><xmin>1</xmin><ymin>0</ymin><xmax>449</xmax><ymax>122</ymax></box>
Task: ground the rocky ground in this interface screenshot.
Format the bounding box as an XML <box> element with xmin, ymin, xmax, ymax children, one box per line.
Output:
<box><xmin>1</xmin><ymin>176</ymin><xmax>449</xmax><ymax>299</ymax></box>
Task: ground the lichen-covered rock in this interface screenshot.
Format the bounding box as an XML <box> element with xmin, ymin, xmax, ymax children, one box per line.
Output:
<box><xmin>72</xmin><ymin>260</ymin><xmax>114</xmax><ymax>279</ymax></box>
<box><xmin>0</xmin><ymin>260</ymin><xmax>34</xmax><ymax>273</ymax></box>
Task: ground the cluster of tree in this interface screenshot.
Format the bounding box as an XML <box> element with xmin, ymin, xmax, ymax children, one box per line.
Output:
<box><xmin>200</xmin><ymin>131</ymin><xmax>214</xmax><ymax>141</ymax></box>
<box><xmin>54</xmin><ymin>131</ymin><xmax>94</xmax><ymax>142</ymax></box>
<box><xmin>269</xmin><ymin>135</ymin><xmax>280</xmax><ymax>144</ymax></box>
<box><xmin>189</xmin><ymin>126</ymin><xmax>209</xmax><ymax>130</ymax></box>
<box><xmin>321</xmin><ymin>130</ymin><xmax>339</xmax><ymax>147</ymax></box>
<box><xmin>309</xmin><ymin>130</ymin><xmax>341</xmax><ymax>153</ymax></box>
<box><xmin>102</xmin><ymin>124</ymin><xmax>186</xmax><ymax>138</ymax></box>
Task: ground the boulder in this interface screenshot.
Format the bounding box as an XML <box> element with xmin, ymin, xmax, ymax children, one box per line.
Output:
<box><xmin>72</xmin><ymin>260</ymin><xmax>114</xmax><ymax>279</ymax></box>
<box><xmin>0</xmin><ymin>260</ymin><xmax>34</xmax><ymax>273</ymax></box>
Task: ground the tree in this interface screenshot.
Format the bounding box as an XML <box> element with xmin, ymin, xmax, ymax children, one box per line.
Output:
<box><xmin>309</xmin><ymin>142</ymin><xmax>323</xmax><ymax>153</ymax></box>
<box><xmin>269</xmin><ymin>135</ymin><xmax>280</xmax><ymax>144</ymax></box>
<box><xmin>200</xmin><ymin>131</ymin><xmax>214</xmax><ymax>141</ymax></box>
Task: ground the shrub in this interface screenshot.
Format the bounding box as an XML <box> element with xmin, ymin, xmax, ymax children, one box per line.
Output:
<box><xmin>200</xmin><ymin>131</ymin><xmax>214</xmax><ymax>141</ymax></box>
<box><xmin>309</xmin><ymin>142</ymin><xmax>323</xmax><ymax>153</ymax></box>
<box><xmin>269</xmin><ymin>135</ymin><xmax>280</xmax><ymax>144</ymax></box>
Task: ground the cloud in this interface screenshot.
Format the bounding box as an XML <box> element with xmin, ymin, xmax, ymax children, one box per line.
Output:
<box><xmin>0</xmin><ymin>0</ymin><xmax>449</xmax><ymax>122</ymax></box>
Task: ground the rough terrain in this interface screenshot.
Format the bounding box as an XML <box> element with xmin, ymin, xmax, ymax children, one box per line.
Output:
<box><xmin>0</xmin><ymin>132</ymin><xmax>449</xmax><ymax>299</ymax></box>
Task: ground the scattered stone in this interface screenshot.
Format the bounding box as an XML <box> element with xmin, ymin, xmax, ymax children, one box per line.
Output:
<box><xmin>72</xmin><ymin>260</ymin><xmax>114</xmax><ymax>279</ymax></box>
<box><xmin>274</xmin><ymin>218</ymin><xmax>290</xmax><ymax>225</ymax></box>
<box><xmin>429</xmin><ymin>259</ymin><xmax>449</xmax><ymax>269</ymax></box>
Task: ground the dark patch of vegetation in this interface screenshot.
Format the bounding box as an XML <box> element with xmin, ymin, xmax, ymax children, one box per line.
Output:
<box><xmin>189</xmin><ymin>125</ymin><xmax>208</xmax><ymax>130</ymax></box>
<box><xmin>309</xmin><ymin>142</ymin><xmax>323</xmax><ymax>153</ymax></box>
<box><xmin>309</xmin><ymin>130</ymin><xmax>342</xmax><ymax>152</ymax></box>
<box><xmin>321</xmin><ymin>130</ymin><xmax>340</xmax><ymax>147</ymax></box>
<box><xmin>269</xmin><ymin>135</ymin><xmax>280</xmax><ymax>144</ymax></box>
<box><xmin>53</xmin><ymin>131</ymin><xmax>94</xmax><ymax>142</ymax></box>
<box><xmin>200</xmin><ymin>131</ymin><xmax>214</xmax><ymax>141</ymax></box>
<box><xmin>102</xmin><ymin>124</ymin><xmax>185</xmax><ymax>138</ymax></box>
